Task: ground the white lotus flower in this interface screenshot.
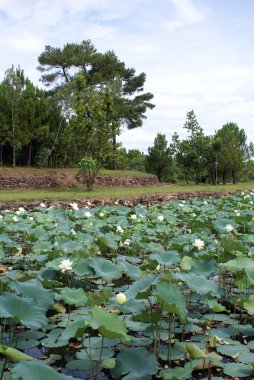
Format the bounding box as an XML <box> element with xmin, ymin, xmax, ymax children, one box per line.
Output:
<box><xmin>13</xmin><ymin>216</ymin><xmax>19</xmax><ymax>222</ymax></box>
<box><xmin>70</xmin><ymin>202</ymin><xmax>79</xmax><ymax>210</ymax></box>
<box><xmin>15</xmin><ymin>211</ymin><xmax>21</xmax><ymax>215</ymax></box>
<box><xmin>225</xmin><ymin>224</ymin><xmax>234</xmax><ymax>233</ymax></box>
<box><xmin>204</xmin><ymin>201</ymin><xmax>208</xmax><ymax>205</ymax></box>
<box><xmin>157</xmin><ymin>215</ymin><xmax>164</xmax><ymax>221</ymax></box>
<box><xmin>71</xmin><ymin>229</ymin><xmax>76</xmax><ymax>235</ymax></box>
<box><xmin>59</xmin><ymin>259</ymin><xmax>73</xmax><ymax>273</ymax></box>
<box><xmin>156</xmin><ymin>264</ymin><xmax>160</xmax><ymax>271</ymax></box>
<box><xmin>117</xmin><ymin>225</ymin><xmax>124</xmax><ymax>233</ymax></box>
<box><xmin>84</xmin><ymin>211</ymin><xmax>92</xmax><ymax>218</ymax></box>
<box><xmin>40</xmin><ymin>202</ymin><xmax>46</xmax><ymax>208</ymax></box>
<box><xmin>130</xmin><ymin>214</ymin><xmax>137</xmax><ymax>220</ymax></box>
<box><xmin>124</xmin><ymin>239</ymin><xmax>131</xmax><ymax>246</ymax></box>
<box><xmin>18</xmin><ymin>207</ymin><xmax>25</xmax><ymax>213</ymax></box>
<box><xmin>99</xmin><ymin>212</ymin><xmax>104</xmax><ymax>217</ymax></box>
<box><xmin>28</xmin><ymin>216</ymin><xmax>34</xmax><ymax>221</ymax></box>
<box><xmin>193</xmin><ymin>238</ymin><xmax>205</xmax><ymax>250</ymax></box>
<box><xmin>116</xmin><ymin>292</ymin><xmax>127</xmax><ymax>305</ymax></box>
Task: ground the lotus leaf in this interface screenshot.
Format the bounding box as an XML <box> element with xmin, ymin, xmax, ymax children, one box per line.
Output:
<box><xmin>12</xmin><ymin>360</ymin><xmax>75</xmax><ymax>379</ymax></box>
<box><xmin>90</xmin><ymin>307</ymin><xmax>128</xmax><ymax>340</ymax></box>
<box><xmin>0</xmin><ymin>293</ymin><xmax>48</xmax><ymax>329</ymax></box>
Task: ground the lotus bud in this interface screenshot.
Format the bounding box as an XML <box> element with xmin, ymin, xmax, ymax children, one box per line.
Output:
<box><xmin>116</xmin><ymin>292</ymin><xmax>127</xmax><ymax>305</ymax></box>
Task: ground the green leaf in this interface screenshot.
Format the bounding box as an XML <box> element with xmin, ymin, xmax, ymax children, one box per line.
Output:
<box><xmin>10</xmin><ymin>279</ymin><xmax>54</xmax><ymax>311</ymax></box>
<box><xmin>11</xmin><ymin>360</ymin><xmax>76</xmax><ymax>380</ymax></box>
<box><xmin>0</xmin><ymin>345</ymin><xmax>33</xmax><ymax>363</ymax></box>
<box><xmin>155</xmin><ymin>281</ymin><xmax>187</xmax><ymax>321</ymax></box>
<box><xmin>112</xmin><ymin>347</ymin><xmax>158</xmax><ymax>379</ymax></box>
<box><xmin>66</xmin><ymin>360</ymin><xmax>95</xmax><ymax>371</ymax></box>
<box><xmin>0</xmin><ymin>293</ymin><xmax>48</xmax><ymax>329</ymax></box>
<box><xmin>206</xmin><ymin>300</ymin><xmax>227</xmax><ymax>312</ymax></box>
<box><xmin>213</xmin><ymin>218</ymin><xmax>237</xmax><ymax>234</ymax></box>
<box><xmin>217</xmin><ymin>343</ymin><xmax>249</xmax><ymax>356</ymax></box>
<box><xmin>180</xmin><ymin>256</ymin><xmax>194</xmax><ymax>271</ymax></box>
<box><xmin>125</xmin><ymin>274</ymin><xmax>158</xmax><ymax>299</ymax></box>
<box><xmin>223</xmin><ymin>362</ymin><xmax>253</xmax><ymax>378</ymax></box>
<box><xmin>101</xmin><ymin>358</ymin><xmax>116</xmax><ymax>369</ymax></box>
<box><xmin>159</xmin><ymin>363</ymin><xmax>193</xmax><ymax>380</ymax></box>
<box><xmin>177</xmin><ymin>272</ymin><xmax>220</xmax><ymax>296</ymax></box>
<box><xmin>90</xmin><ymin>307</ymin><xmax>128</xmax><ymax>340</ymax></box>
<box><xmin>150</xmin><ymin>250</ymin><xmax>180</xmax><ymax>267</ymax></box>
<box><xmin>220</xmin><ymin>256</ymin><xmax>254</xmax><ymax>274</ymax></box>
<box><xmin>244</xmin><ymin>295</ymin><xmax>254</xmax><ymax>315</ymax></box>
<box><xmin>184</xmin><ymin>343</ymin><xmax>206</xmax><ymax>359</ymax></box>
<box><xmin>191</xmin><ymin>259</ymin><xmax>217</xmax><ymax>278</ymax></box>
<box><xmin>60</xmin><ymin>318</ymin><xmax>87</xmax><ymax>340</ymax></box>
<box><xmin>90</xmin><ymin>257</ymin><xmax>123</xmax><ymax>280</ymax></box>
<box><xmin>221</xmin><ymin>237</ymin><xmax>245</xmax><ymax>253</ymax></box>
<box><xmin>56</xmin><ymin>287</ymin><xmax>87</xmax><ymax>307</ymax></box>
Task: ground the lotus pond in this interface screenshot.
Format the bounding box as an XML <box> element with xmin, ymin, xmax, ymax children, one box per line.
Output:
<box><xmin>1</xmin><ymin>193</ymin><xmax>254</xmax><ymax>379</ymax></box>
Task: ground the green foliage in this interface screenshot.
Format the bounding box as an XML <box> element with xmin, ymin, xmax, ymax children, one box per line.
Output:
<box><xmin>12</xmin><ymin>360</ymin><xmax>76</xmax><ymax>380</ymax></box>
<box><xmin>90</xmin><ymin>307</ymin><xmax>128</xmax><ymax>339</ymax></box>
<box><xmin>77</xmin><ymin>156</ymin><xmax>99</xmax><ymax>190</ymax></box>
<box><xmin>146</xmin><ymin>133</ymin><xmax>172</xmax><ymax>181</ymax></box>
<box><xmin>126</xmin><ymin>149</ymin><xmax>146</xmax><ymax>172</ymax></box>
<box><xmin>0</xmin><ymin>345</ymin><xmax>33</xmax><ymax>363</ymax></box>
<box><xmin>2</xmin><ymin>192</ymin><xmax>254</xmax><ymax>378</ymax></box>
<box><xmin>215</xmin><ymin>122</ymin><xmax>247</xmax><ymax>184</ymax></box>
<box><xmin>38</xmin><ymin>40</ymin><xmax>154</xmax><ymax>168</ymax></box>
<box><xmin>171</xmin><ymin>110</ymin><xmax>211</xmax><ymax>184</ymax></box>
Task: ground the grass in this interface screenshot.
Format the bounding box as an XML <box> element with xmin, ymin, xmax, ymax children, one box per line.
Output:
<box><xmin>0</xmin><ymin>166</ymin><xmax>153</xmax><ymax>178</ymax></box>
<box><xmin>0</xmin><ymin>182</ymin><xmax>253</xmax><ymax>202</ymax></box>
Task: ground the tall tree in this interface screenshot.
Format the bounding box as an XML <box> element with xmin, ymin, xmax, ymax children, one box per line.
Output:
<box><xmin>145</xmin><ymin>133</ymin><xmax>172</xmax><ymax>182</ymax></box>
<box><xmin>37</xmin><ymin>40</ymin><xmax>154</xmax><ymax>167</ymax></box>
<box><xmin>0</xmin><ymin>83</ymin><xmax>11</xmax><ymax>164</ymax></box>
<box><xmin>171</xmin><ymin>111</ymin><xmax>210</xmax><ymax>183</ymax></box>
<box><xmin>3</xmin><ymin>65</ymin><xmax>26</xmax><ymax>167</ymax></box>
<box><xmin>18</xmin><ymin>81</ymin><xmax>50</xmax><ymax>165</ymax></box>
<box><xmin>215</xmin><ymin>122</ymin><xmax>247</xmax><ymax>184</ymax></box>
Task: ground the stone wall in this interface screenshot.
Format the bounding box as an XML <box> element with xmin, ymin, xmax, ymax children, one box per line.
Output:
<box><xmin>0</xmin><ymin>190</ymin><xmax>238</xmax><ymax>211</ymax></box>
<box><xmin>0</xmin><ymin>173</ymin><xmax>158</xmax><ymax>189</ymax></box>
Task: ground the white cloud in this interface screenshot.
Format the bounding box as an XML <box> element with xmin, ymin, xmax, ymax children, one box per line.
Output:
<box><xmin>166</xmin><ymin>0</ymin><xmax>207</xmax><ymax>30</ymax></box>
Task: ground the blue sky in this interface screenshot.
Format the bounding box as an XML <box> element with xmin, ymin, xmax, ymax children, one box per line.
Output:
<box><xmin>0</xmin><ymin>0</ymin><xmax>254</xmax><ymax>152</ymax></box>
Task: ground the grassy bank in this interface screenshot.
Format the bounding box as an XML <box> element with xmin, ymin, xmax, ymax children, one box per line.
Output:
<box><xmin>0</xmin><ymin>182</ymin><xmax>253</xmax><ymax>202</ymax></box>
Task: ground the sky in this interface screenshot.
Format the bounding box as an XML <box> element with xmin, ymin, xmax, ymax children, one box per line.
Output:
<box><xmin>0</xmin><ymin>0</ymin><xmax>254</xmax><ymax>153</ymax></box>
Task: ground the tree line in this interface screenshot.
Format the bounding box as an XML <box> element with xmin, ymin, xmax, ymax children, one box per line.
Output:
<box><xmin>145</xmin><ymin>110</ymin><xmax>254</xmax><ymax>185</ymax></box>
<box><xmin>0</xmin><ymin>40</ymin><xmax>154</xmax><ymax>168</ymax></box>
<box><xmin>0</xmin><ymin>40</ymin><xmax>253</xmax><ymax>185</ymax></box>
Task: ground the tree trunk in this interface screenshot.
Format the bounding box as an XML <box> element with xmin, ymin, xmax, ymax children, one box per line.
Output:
<box><xmin>12</xmin><ymin>145</ymin><xmax>16</xmax><ymax>168</ymax></box>
<box><xmin>223</xmin><ymin>171</ymin><xmax>227</xmax><ymax>185</ymax></box>
<box><xmin>112</xmin><ymin>131</ymin><xmax>117</xmax><ymax>170</ymax></box>
<box><xmin>232</xmin><ymin>169</ymin><xmax>237</xmax><ymax>184</ymax></box>
<box><xmin>27</xmin><ymin>144</ymin><xmax>32</xmax><ymax>166</ymax></box>
<box><xmin>0</xmin><ymin>143</ymin><xmax>3</xmax><ymax>166</ymax></box>
<box><xmin>11</xmin><ymin>98</ymin><xmax>16</xmax><ymax>168</ymax></box>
